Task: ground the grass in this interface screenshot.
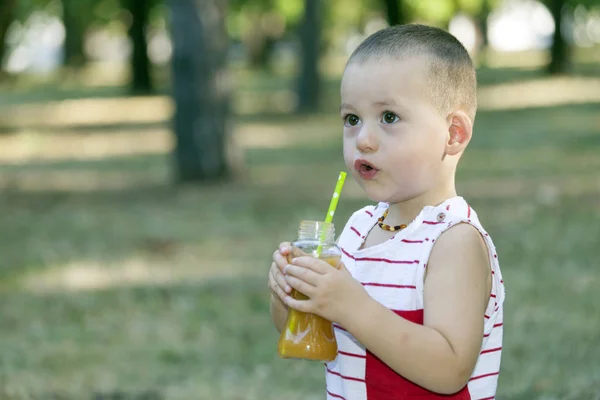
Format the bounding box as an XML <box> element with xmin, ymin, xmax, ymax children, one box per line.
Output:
<box><xmin>0</xmin><ymin>63</ymin><xmax>599</xmax><ymax>399</ymax></box>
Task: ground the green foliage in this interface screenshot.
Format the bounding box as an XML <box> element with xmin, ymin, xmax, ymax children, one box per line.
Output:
<box><xmin>14</xmin><ymin>0</ymin><xmax>55</xmax><ymax>21</ymax></box>
<box><xmin>328</xmin><ymin>0</ymin><xmax>373</xmax><ymax>30</ymax></box>
<box><xmin>546</xmin><ymin>0</ymin><xmax>600</xmax><ymax>7</ymax></box>
<box><xmin>92</xmin><ymin>0</ymin><xmax>123</xmax><ymax>25</ymax></box>
<box><xmin>274</xmin><ymin>0</ymin><xmax>304</xmax><ymax>23</ymax></box>
<box><xmin>457</xmin><ymin>0</ymin><xmax>486</xmax><ymax>16</ymax></box>
<box><xmin>227</xmin><ymin>0</ymin><xmax>304</xmax><ymax>42</ymax></box>
<box><xmin>406</xmin><ymin>0</ymin><xmax>456</xmax><ymax>25</ymax></box>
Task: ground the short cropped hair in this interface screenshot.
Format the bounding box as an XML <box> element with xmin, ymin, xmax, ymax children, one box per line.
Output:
<box><xmin>348</xmin><ymin>24</ymin><xmax>477</xmax><ymax>121</ymax></box>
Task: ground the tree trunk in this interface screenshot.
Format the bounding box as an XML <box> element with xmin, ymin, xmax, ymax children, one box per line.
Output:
<box><xmin>477</xmin><ymin>0</ymin><xmax>490</xmax><ymax>49</ymax></box>
<box><xmin>381</xmin><ymin>0</ymin><xmax>403</xmax><ymax>26</ymax></box>
<box><xmin>475</xmin><ymin>0</ymin><xmax>490</xmax><ymax>66</ymax></box>
<box><xmin>62</xmin><ymin>0</ymin><xmax>86</xmax><ymax>67</ymax></box>
<box><xmin>244</xmin><ymin>14</ymin><xmax>274</xmax><ymax>69</ymax></box>
<box><xmin>296</xmin><ymin>0</ymin><xmax>321</xmax><ymax>113</ymax></box>
<box><xmin>127</xmin><ymin>0</ymin><xmax>153</xmax><ymax>93</ymax></box>
<box><xmin>547</xmin><ymin>0</ymin><xmax>571</xmax><ymax>75</ymax></box>
<box><xmin>169</xmin><ymin>0</ymin><xmax>231</xmax><ymax>182</ymax></box>
<box><xmin>0</xmin><ymin>0</ymin><xmax>16</xmax><ymax>73</ymax></box>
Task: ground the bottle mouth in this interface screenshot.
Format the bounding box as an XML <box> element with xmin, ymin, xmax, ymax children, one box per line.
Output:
<box><xmin>298</xmin><ymin>220</ymin><xmax>335</xmax><ymax>242</ymax></box>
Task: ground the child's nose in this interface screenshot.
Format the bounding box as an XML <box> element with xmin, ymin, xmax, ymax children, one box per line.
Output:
<box><xmin>356</xmin><ymin>125</ymin><xmax>379</xmax><ymax>153</ymax></box>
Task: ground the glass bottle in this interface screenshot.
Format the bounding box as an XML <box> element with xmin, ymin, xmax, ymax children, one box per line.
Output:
<box><xmin>277</xmin><ymin>220</ymin><xmax>342</xmax><ymax>362</ymax></box>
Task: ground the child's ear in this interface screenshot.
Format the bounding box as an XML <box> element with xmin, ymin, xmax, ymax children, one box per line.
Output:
<box><xmin>445</xmin><ymin>111</ymin><xmax>473</xmax><ymax>156</ymax></box>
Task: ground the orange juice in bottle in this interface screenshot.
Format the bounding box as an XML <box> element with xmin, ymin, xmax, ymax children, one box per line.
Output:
<box><xmin>277</xmin><ymin>220</ymin><xmax>342</xmax><ymax>362</ymax></box>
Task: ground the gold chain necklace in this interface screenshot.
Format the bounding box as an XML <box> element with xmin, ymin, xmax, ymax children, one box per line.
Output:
<box><xmin>377</xmin><ymin>209</ymin><xmax>407</xmax><ymax>232</ymax></box>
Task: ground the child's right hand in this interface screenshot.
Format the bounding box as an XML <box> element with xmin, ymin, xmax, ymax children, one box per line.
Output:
<box><xmin>268</xmin><ymin>242</ymin><xmax>292</xmax><ymax>304</ymax></box>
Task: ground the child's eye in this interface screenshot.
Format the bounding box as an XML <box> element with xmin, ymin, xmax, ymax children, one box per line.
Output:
<box><xmin>344</xmin><ymin>114</ymin><xmax>361</xmax><ymax>127</ymax></box>
<box><xmin>381</xmin><ymin>112</ymin><xmax>400</xmax><ymax>124</ymax></box>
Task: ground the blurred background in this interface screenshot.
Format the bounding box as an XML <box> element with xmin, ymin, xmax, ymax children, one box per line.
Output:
<box><xmin>0</xmin><ymin>0</ymin><xmax>599</xmax><ymax>399</ymax></box>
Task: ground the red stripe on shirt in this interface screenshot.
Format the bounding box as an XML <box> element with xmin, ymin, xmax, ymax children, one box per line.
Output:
<box><xmin>484</xmin><ymin>314</ymin><xmax>490</xmax><ymax>319</ymax></box>
<box><xmin>423</xmin><ymin>220</ymin><xmax>444</xmax><ymax>225</ymax></box>
<box><xmin>326</xmin><ymin>367</ymin><xmax>366</xmax><ymax>383</ymax></box>
<box><xmin>490</xmin><ymin>293</ymin><xmax>496</xmax><ymax>298</ymax></box>
<box><xmin>365</xmin><ymin>210</ymin><xmax>373</xmax><ymax>217</ymax></box>
<box><xmin>350</xmin><ymin>227</ymin><xmax>362</xmax><ymax>237</ymax></box>
<box><xmin>476</xmin><ymin>397</ymin><xmax>495</xmax><ymax>400</ymax></box>
<box><xmin>401</xmin><ymin>239</ymin><xmax>424</xmax><ymax>243</ymax></box>
<box><xmin>467</xmin><ymin>205</ymin><xmax>472</xmax><ymax>218</ymax></box>
<box><xmin>480</xmin><ymin>346</ymin><xmax>502</xmax><ymax>355</ymax></box>
<box><xmin>327</xmin><ymin>389</ymin><xmax>346</xmax><ymax>400</ymax></box>
<box><xmin>338</xmin><ymin>350</ymin><xmax>366</xmax><ymax>359</ymax></box>
<box><xmin>356</xmin><ymin>256</ymin><xmax>419</xmax><ymax>264</ymax></box>
<box><xmin>340</xmin><ymin>248</ymin><xmax>418</xmax><ymax>265</ymax></box>
<box><xmin>341</xmin><ymin>248</ymin><xmax>354</xmax><ymax>259</ymax></box>
<box><xmin>484</xmin><ymin>322</ymin><xmax>503</xmax><ymax>337</ymax></box>
<box><xmin>446</xmin><ymin>204</ymin><xmax>451</xmax><ymax>211</ymax></box>
<box><xmin>470</xmin><ymin>371</ymin><xmax>499</xmax><ymax>381</ymax></box>
<box><xmin>362</xmin><ymin>282</ymin><xmax>417</xmax><ymax>289</ymax></box>
<box><xmin>333</xmin><ymin>323</ymin><xmax>347</xmax><ymax>332</ymax></box>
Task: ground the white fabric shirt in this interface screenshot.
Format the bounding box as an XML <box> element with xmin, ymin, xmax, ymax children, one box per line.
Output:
<box><xmin>325</xmin><ymin>196</ymin><xmax>505</xmax><ymax>400</ymax></box>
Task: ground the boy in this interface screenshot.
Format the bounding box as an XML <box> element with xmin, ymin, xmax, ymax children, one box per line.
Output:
<box><xmin>268</xmin><ymin>24</ymin><xmax>505</xmax><ymax>400</ymax></box>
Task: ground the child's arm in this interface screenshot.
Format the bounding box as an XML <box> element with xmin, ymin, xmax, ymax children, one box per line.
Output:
<box><xmin>343</xmin><ymin>224</ymin><xmax>491</xmax><ymax>394</ymax></box>
<box><xmin>283</xmin><ymin>223</ymin><xmax>491</xmax><ymax>394</ymax></box>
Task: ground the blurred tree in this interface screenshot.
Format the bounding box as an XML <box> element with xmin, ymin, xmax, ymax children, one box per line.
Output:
<box><xmin>381</xmin><ymin>0</ymin><xmax>406</xmax><ymax>26</ymax></box>
<box><xmin>547</xmin><ymin>0</ymin><xmax>570</xmax><ymax>74</ymax></box>
<box><xmin>0</xmin><ymin>0</ymin><xmax>16</xmax><ymax>72</ymax></box>
<box><xmin>228</xmin><ymin>0</ymin><xmax>302</xmax><ymax>69</ymax></box>
<box><xmin>62</xmin><ymin>0</ymin><xmax>87</xmax><ymax>66</ymax></box>
<box><xmin>296</xmin><ymin>0</ymin><xmax>322</xmax><ymax>112</ymax></box>
<box><xmin>230</xmin><ymin>0</ymin><xmax>273</xmax><ymax>68</ymax></box>
<box><xmin>326</xmin><ymin>0</ymin><xmax>372</xmax><ymax>46</ymax></box>
<box><xmin>406</xmin><ymin>0</ymin><xmax>455</xmax><ymax>27</ymax></box>
<box><xmin>125</xmin><ymin>0</ymin><xmax>153</xmax><ymax>93</ymax></box>
<box><xmin>545</xmin><ymin>0</ymin><xmax>600</xmax><ymax>74</ymax></box>
<box><xmin>169</xmin><ymin>0</ymin><xmax>231</xmax><ymax>182</ymax></box>
<box><xmin>475</xmin><ymin>0</ymin><xmax>491</xmax><ymax>53</ymax></box>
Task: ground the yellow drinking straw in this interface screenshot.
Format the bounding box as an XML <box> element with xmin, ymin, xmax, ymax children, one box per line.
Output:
<box><xmin>316</xmin><ymin>171</ymin><xmax>347</xmax><ymax>256</ymax></box>
<box><xmin>325</xmin><ymin>171</ymin><xmax>347</xmax><ymax>224</ymax></box>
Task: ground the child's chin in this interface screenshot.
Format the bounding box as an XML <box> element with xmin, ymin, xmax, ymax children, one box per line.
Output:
<box><xmin>363</xmin><ymin>188</ymin><xmax>414</xmax><ymax>205</ymax></box>
<box><xmin>362</xmin><ymin>189</ymin><xmax>392</xmax><ymax>204</ymax></box>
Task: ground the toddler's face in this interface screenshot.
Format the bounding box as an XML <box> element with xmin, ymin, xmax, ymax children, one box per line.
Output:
<box><xmin>340</xmin><ymin>56</ymin><xmax>450</xmax><ymax>204</ymax></box>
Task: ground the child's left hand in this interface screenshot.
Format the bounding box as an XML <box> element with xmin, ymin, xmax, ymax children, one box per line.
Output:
<box><xmin>283</xmin><ymin>257</ymin><xmax>370</xmax><ymax>326</ymax></box>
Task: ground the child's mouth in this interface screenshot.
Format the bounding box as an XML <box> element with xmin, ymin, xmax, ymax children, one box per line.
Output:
<box><xmin>354</xmin><ymin>159</ymin><xmax>379</xmax><ymax>180</ymax></box>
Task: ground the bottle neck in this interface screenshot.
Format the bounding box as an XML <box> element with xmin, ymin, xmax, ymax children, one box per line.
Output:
<box><xmin>298</xmin><ymin>221</ymin><xmax>335</xmax><ymax>243</ymax></box>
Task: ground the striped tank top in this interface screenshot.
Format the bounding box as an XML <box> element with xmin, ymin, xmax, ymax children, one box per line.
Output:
<box><xmin>326</xmin><ymin>196</ymin><xmax>505</xmax><ymax>400</ymax></box>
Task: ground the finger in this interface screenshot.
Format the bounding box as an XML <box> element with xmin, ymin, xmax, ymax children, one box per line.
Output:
<box><xmin>273</xmin><ymin>250</ymin><xmax>289</xmax><ymax>271</ymax></box>
<box><xmin>278</xmin><ymin>242</ymin><xmax>291</xmax><ymax>255</ymax></box>
<box><xmin>284</xmin><ymin>274</ymin><xmax>315</xmax><ymax>297</ymax></box>
<box><xmin>284</xmin><ymin>295</ymin><xmax>314</xmax><ymax>313</ymax></box>
<box><xmin>269</xmin><ymin>268</ymin><xmax>288</xmax><ymax>302</ymax></box>
<box><xmin>289</xmin><ymin>256</ymin><xmax>330</xmax><ymax>274</ymax></box>
<box><xmin>284</xmin><ymin>264</ymin><xmax>320</xmax><ymax>286</ymax></box>
<box><xmin>273</xmin><ymin>262</ymin><xmax>291</xmax><ymax>293</ymax></box>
